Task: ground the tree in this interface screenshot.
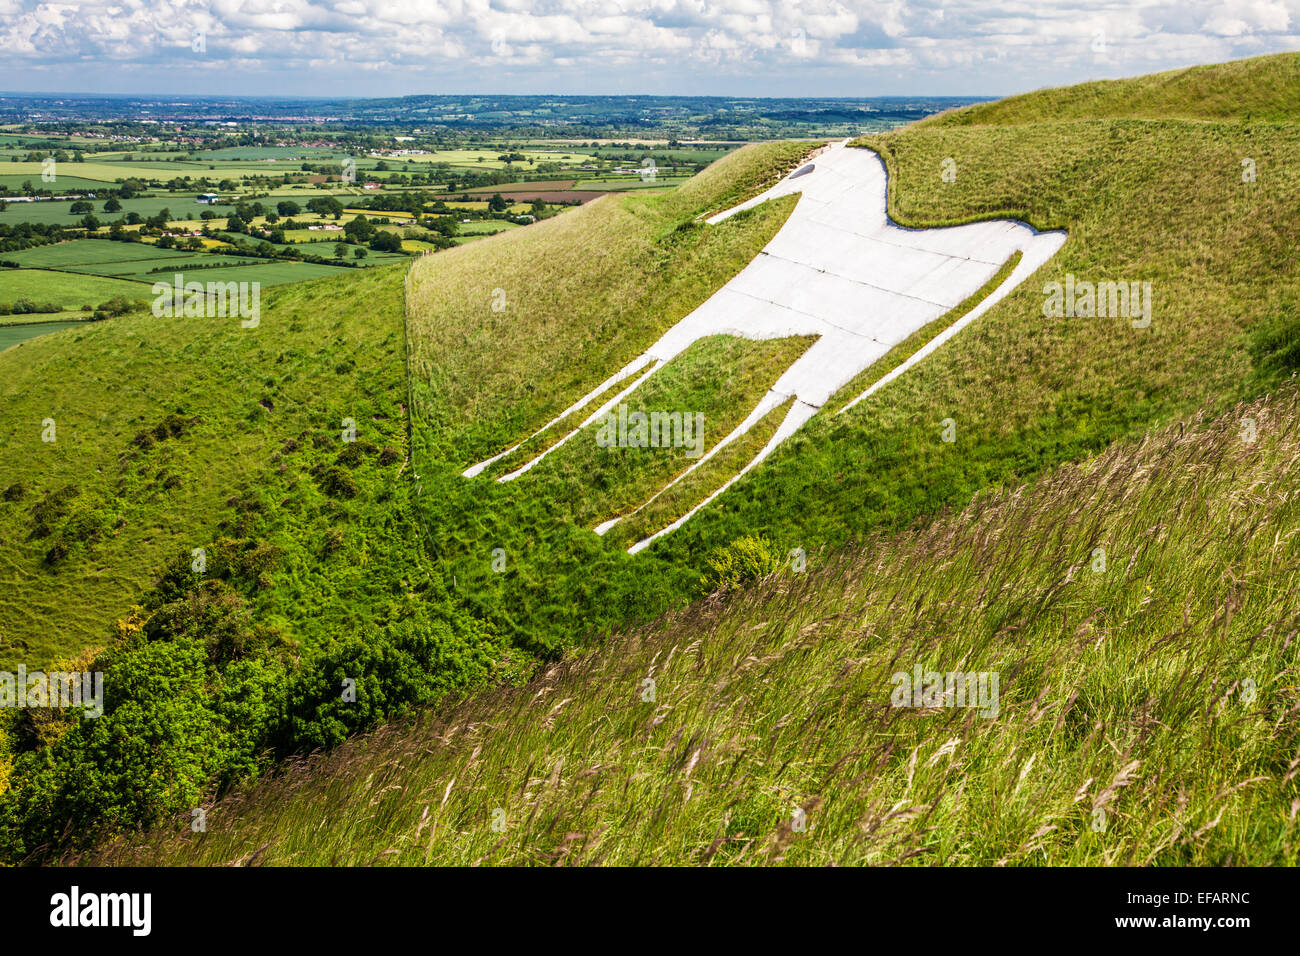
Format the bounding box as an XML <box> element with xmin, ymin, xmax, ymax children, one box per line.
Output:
<box><xmin>369</xmin><ymin>231</ymin><xmax>402</xmax><ymax>253</ymax></box>
<box><xmin>306</xmin><ymin>196</ymin><xmax>344</xmax><ymax>219</ymax></box>
<box><xmin>353</xmin><ymin>247</ymin><xmax>367</xmax><ymax>260</ymax></box>
<box><xmin>69</xmin><ymin>201</ymin><xmax>93</xmax><ymax>215</ymax></box>
<box><xmin>428</xmin><ymin>216</ymin><xmax>458</xmax><ymax>238</ymax></box>
<box><xmin>80</xmin><ymin>214</ymin><xmax>99</xmax><ymax>232</ymax></box>
<box><xmin>334</xmin><ymin>242</ymin><xmax>348</xmax><ymax>259</ymax></box>
<box><xmin>488</xmin><ymin>193</ymin><xmax>509</xmax><ymax>213</ymax></box>
<box><xmin>276</xmin><ymin>200</ymin><xmax>300</xmax><ymax>217</ymax></box>
<box><xmin>226</xmin><ymin>214</ymin><xmax>246</xmax><ymax>233</ymax></box>
<box><xmin>103</xmin><ymin>198</ymin><xmax>122</xmax><ymax>213</ymax></box>
<box><xmin>343</xmin><ymin>214</ymin><xmax>375</xmax><ymax>242</ymax></box>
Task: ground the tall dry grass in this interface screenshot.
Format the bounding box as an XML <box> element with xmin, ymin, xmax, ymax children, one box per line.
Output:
<box><xmin>95</xmin><ymin>382</ymin><xmax>1300</xmax><ymax>866</ymax></box>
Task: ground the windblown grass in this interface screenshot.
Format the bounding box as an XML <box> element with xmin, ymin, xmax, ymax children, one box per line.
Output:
<box><xmin>96</xmin><ymin>382</ymin><xmax>1300</xmax><ymax>866</ymax></box>
<box><xmin>925</xmin><ymin>51</ymin><xmax>1300</xmax><ymax>126</ymax></box>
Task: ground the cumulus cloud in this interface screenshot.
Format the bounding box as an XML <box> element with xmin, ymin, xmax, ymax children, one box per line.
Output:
<box><xmin>0</xmin><ymin>0</ymin><xmax>1296</xmax><ymax>95</ymax></box>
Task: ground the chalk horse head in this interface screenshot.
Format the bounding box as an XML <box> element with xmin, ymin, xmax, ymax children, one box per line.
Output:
<box><xmin>463</xmin><ymin>140</ymin><xmax>1067</xmax><ymax>552</ymax></box>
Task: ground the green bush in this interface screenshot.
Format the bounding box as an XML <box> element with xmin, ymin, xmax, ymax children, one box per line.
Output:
<box><xmin>0</xmin><ymin>638</ymin><xmax>226</xmax><ymax>859</ymax></box>
<box><xmin>699</xmin><ymin>535</ymin><xmax>783</xmax><ymax>593</ymax></box>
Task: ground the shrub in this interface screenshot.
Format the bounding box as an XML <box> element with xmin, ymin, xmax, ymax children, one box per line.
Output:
<box><xmin>314</xmin><ymin>465</ymin><xmax>358</xmax><ymax>499</ymax></box>
<box><xmin>699</xmin><ymin>535</ymin><xmax>783</xmax><ymax>593</ymax></box>
<box><xmin>0</xmin><ymin>638</ymin><xmax>226</xmax><ymax>859</ymax></box>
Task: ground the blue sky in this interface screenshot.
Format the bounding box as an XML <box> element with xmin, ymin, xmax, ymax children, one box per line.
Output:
<box><xmin>0</xmin><ymin>0</ymin><xmax>1296</xmax><ymax>98</ymax></box>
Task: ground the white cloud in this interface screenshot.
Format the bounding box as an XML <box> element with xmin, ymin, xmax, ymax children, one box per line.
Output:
<box><xmin>0</xmin><ymin>0</ymin><xmax>1295</xmax><ymax>95</ymax></box>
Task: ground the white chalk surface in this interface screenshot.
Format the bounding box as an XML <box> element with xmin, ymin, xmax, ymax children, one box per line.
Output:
<box><xmin>462</xmin><ymin>140</ymin><xmax>1066</xmax><ymax>552</ymax></box>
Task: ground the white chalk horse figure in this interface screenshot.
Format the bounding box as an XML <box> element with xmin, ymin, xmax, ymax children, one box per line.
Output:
<box><xmin>463</xmin><ymin>140</ymin><xmax>1067</xmax><ymax>553</ymax></box>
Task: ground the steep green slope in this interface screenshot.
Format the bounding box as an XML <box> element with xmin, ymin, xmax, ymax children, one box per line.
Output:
<box><xmin>0</xmin><ymin>267</ymin><xmax>411</xmax><ymax>668</ymax></box>
<box><xmin>0</xmin><ymin>266</ymin><xmax>502</xmax><ymax>860</ymax></box>
<box><xmin>654</xmin><ymin>111</ymin><xmax>1300</xmax><ymax>561</ymax></box>
<box><xmin>0</xmin><ymin>141</ymin><xmax>823</xmax><ymax>861</ymax></box>
<box><xmin>404</xmin><ymin>53</ymin><xmax>1300</xmax><ymax>662</ymax></box>
<box><xmin>98</xmin><ymin>382</ymin><xmax>1300</xmax><ymax>866</ymax></box>
<box><xmin>7</xmin><ymin>53</ymin><xmax>1300</xmax><ymax>864</ymax></box>
<box><xmin>924</xmin><ymin>51</ymin><xmax>1300</xmax><ymax>126</ymax></box>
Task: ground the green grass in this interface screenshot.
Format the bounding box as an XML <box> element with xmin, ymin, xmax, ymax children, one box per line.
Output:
<box><xmin>0</xmin><ymin>176</ymin><xmax>109</xmax><ymax>194</ymax></box>
<box><xmin>0</xmin><ymin>269</ymin><xmax>149</xmax><ymax>309</ymax></box>
<box><xmin>7</xmin><ymin>53</ymin><xmax>1300</xmax><ymax>865</ymax></box>
<box><xmin>925</xmin><ymin>51</ymin><xmax>1300</xmax><ymax>127</ymax></box>
<box><xmin>0</xmin><ymin>264</ymin><xmax>413</xmax><ymax>669</ymax></box>
<box><xmin>403</xmin><ymin>140</ymin><xmax>818</xmax><ymax>651</ymax></box>
<box><xmin>139</xmin><ymin>260</ymin><xmax>356</xmax><ymax>287</ymax></box>
<box><xmin>0</xmin><ymin>196</ymin><xmax>212</xmax><ymax>227</ymax></box>
<box><xmin>398</xmin><ymin>58</ymin><xmax>1300</xmax><ymax>668</ymax></box>
<box><xmin>7</xmin><ymin>240</ymin><xmax>193</xmax><ymax>269</ymax></box>
<box><xmin>0</xmin><ymin>320</ymin><xmax>83</xmax><ymax>353</ymax></box>
<box><xmin>455</xmin><ymin>221</ymin><xmax>521</xmax><ymax>235</ymax></box>
<box><xmin>519</xmin><ymin>333</ymin><xmax>814</xmax><ymax>530</ymax></box>
<box><xmin>603</xmin><ymin>395</ymin><xmax>795</xmax><ymax>551</ymax></box>
<box><xmin>647</xmin><ymin>106</ymin><xmax>1300</xmax><ymax>565</ymax></box>
<box><xmin>94</xmin><ymin>382</ymin><xmax>1300</xmax><ymax>866</ymax></box>
<box><xmin>76</xmin><ymin>257</ymin><xmax>251</xmax><ymax>280</ymax></box>
<box><xmin>5</xmin><ymin>240</ymin><xmax>360</xmax><ymax>288</ymax></box>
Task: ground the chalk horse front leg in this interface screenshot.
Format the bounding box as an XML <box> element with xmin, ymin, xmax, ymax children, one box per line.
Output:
<box><xmin>461</xmin><ymin>352</ymin><xmax>662</xmax><ymax>479</ymax></box>
<box><xmin>594</xmin><ymin>388</ymin><xmax>819</xmax><ymax>552</ymax></box>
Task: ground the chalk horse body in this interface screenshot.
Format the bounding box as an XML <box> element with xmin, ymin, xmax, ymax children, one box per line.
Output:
<box><xmin>462</xmin><ymin>140</ymin><xmax>1067</xmax><ymax>553</ymax></box>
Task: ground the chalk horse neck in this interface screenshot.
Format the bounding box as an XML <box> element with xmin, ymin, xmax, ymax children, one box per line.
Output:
<box><xmin>460</xmin><ymin>140</ymin><xmax>1067</xmax><ymax>554</ymax></box>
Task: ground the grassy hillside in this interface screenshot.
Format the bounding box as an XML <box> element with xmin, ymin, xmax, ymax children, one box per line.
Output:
<box><xmin>925</xmin><ymin>51</ymin><xmax>1300</xmax><ymax>126</ymax></box>
<box><xmin>96</xmin><ymin>382</ymin><xmax>1300</xmax><ymax>865</ymax></box>
<box><xmin>0</xmin><ymin>142</ymin><xmax>820</xmax><ymax>860</ymax></box>
<box><xmin>404</xmin><ymin>142</ymin><xmax>820</xmax><ymax>653</ymax></box>
<box><xmin>649</xmin><ymin>109</ymin><xmax>1300</xmax><ymax>563</ymax></box>
<box><xmin>0</xmin><ymin>265</ymin><xmax>505</xmax><ymax>860</ymax></box>
<box><xmin>0</xmin><ymin>267</ymin><xmax>412</xmax><ymax>668</ymax></box>
<box><xmin>6</xmin><ymin>52</ymin><xmax>1300</xmax><ymax>864</ymax></box>
<box><xmin>401</xmin><ymin>53</ymin><xmax>1300</xmax><ymax>664</ymax></box>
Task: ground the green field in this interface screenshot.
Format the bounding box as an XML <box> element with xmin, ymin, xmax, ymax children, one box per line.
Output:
<box><xmin>454</xmin><ymin>220</ymin><xmax>521</xmax><ymax>235</ymax></box>
<box><xmin>0</xmin><ymin>175</ymin><xmax>109</xmax><ymax>193</ymax></box>
<box><xmin>7</xmin><ymin>239</ymin><xmax>192</xmax><ymax>268</ymax></box>
<box><xmin>1</xmin><ymin>161</ymin><xmax>212</xmax><ymax>183</ymax></box>
<box><xmin>0</xmin><ymin>320</ymin><xmax>83</xmax><ymax>353</ymax></box>
<box><xmin>0</xmin><ymin>195</ymin><xmax>216</xmax><ymax>227</ymax></box>
<box><xmin>4</xmin><ymin>239</ymin><xmax>364</xmax><ymax>289</ymax></box>
<box><xmin>0</xmin><ymin>269</ymin><xmax>148</xmax><ymax>309</ymax></box>
<box><xmin>66</xmin><ymin>256</ymin><xmax>251</xmax><ymax>279</ymax></box>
